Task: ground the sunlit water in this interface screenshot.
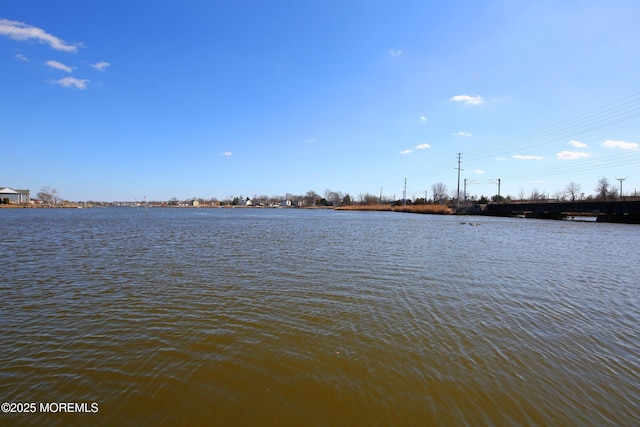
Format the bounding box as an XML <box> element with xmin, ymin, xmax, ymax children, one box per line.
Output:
<box><xmin>1</xmin><ymin>207</ymin><xmax>639</xmax><ymax>426</ymax></box>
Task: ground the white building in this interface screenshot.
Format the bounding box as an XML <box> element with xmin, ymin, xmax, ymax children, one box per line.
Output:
<box><xmin>0</xmin><ymin>188</ymin><xmax>30</xmax><ymax>204</ymax></box>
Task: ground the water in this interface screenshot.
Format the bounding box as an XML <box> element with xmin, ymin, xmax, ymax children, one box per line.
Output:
<box><xmin>1</xmin><ymin>207</ymin><xmax>639</xmax><ymax>426</ymax></box>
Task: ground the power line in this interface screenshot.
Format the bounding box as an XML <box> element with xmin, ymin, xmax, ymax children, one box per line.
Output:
<box><xmin>500</xmin><ymin>151</ymin><xmax>639</xmax><ymax>181</ymax></box>
<box><xmin>453</xmin><ymin>92</ymin><xmax>640</xmax><ymax>189</ymax></box>
<box><xmin>464</xmin><ymin>92</ymin><xmax>640</xmax><ymax>162</ymax></box>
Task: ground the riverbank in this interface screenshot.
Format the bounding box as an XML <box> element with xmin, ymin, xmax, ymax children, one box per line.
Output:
<box><xmin>335</xmin><ymin>204</ymin><xmax>452</xmax><ymax>214</ymax></box>
<box><xmin>0</xmin><ymin>203</ymin><xmax>89</xmax><ymax>208</ymax></box>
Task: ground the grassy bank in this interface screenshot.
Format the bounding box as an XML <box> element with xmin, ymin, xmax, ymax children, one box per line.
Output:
<box><xmin>335</xmin><ymin>204</ymin><xmax>452</xmax><ymax>215</ymax></box>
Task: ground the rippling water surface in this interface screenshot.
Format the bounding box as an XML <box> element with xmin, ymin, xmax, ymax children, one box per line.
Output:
<box><xmin>1</xmin><ymin>207</ymin><xmax>639</xmax><ymax>426</ymax></box>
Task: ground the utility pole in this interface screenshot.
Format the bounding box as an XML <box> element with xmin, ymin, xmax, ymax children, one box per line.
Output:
<box><xmin>403</xmin><ymin>178</ymin><xmax>407</xmax><ymax>206</ymax></box>
<box><xmin>424</xmin><ymin>190</ymin><xmax>428</xmax><ymax>204</ymax></box>
<box><xmin>455</xmin><ymin>153</ymin><xmax>462</xmax><ymax>211</ymax></box>
<box><xmin>489</xmin><ymin>178</ymin><xmax>501</xmax><ymax>201</ymax></box>
<box><xmin>463</xmin><ymin>179</ymin><xmax>469</xmax><ymax>205</ymax></box>
<box><xmin>464</xmin><ymin>179</ymin><xmax>478</xmax><ymax>205</ymax></box>
<box><xmin>380</xmin><ymin>187</ymin><xmax>383</xmax><ymax>204</ymax></box>
<box><xmin>616</xmin><ymin>177</ymin><xmax>627</xmax><ymax>198</ymax></box>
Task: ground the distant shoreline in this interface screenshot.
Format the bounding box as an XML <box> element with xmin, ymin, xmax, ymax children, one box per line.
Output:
<box><xmin>335</xmin><ymin>204</ymin><xmax>452</xmax><ymax>215</ymax></box>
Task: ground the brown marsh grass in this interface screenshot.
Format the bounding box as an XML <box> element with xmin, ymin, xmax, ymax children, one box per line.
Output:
<box><xmin>335</xmin><ymin>204</ymin><xmax>452</xmax><ymax>215</ymax></box>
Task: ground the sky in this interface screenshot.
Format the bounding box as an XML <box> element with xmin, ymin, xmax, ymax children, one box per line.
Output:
<box><xmin>2</xmin><ymin>0</ymin><xmax>639</xmax><ymax>202</ymax></box>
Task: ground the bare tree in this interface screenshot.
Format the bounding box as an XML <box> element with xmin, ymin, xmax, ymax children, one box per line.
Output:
<box><xmin>529</xmin><ymin>188</ymin><xmax>545</xmax><ymax>200</ymax></box>
<box><xmin>552</xmin><ymin>190</ymin><xmax>566</xmax><ymax>201</ymax></box>
<box><xmin>37</xmin><ymin>187</ymin><xmax>50</xmax><ymax>203</ymax></box>
<box><xmin>37</xmin><ymin>186</ymin><xmax>58</xmax><ymax>204</ymax></box>
<box><xmin>269</xmin><ymin>195</ymin><xmax>283</xmax><ymax>206</ymax></box>
<box><xmin>361</xmin><ymin>193</ymin><xmax>379</xmax><ymax>205</ymax></box>
<box><xmin>566</xmin><ymin>182</ymin><xmax>581</xmax><ymax>202</ymax></box>
<box><xmin>323</xmin><ymin>189</ymin><xmax>342</xmax><ymax>206</ymax></box>
<box><xmin>594</xmin><ymin>177</ymin><xmax>617</xmax><ymax>200</ymax></box>
<box><xmin>303</xmin><ymin>190</ymin><xmax>320</xmax><ymax>206</ymax></box>
<box><xmin>431</xmin><ymin>182</ymin><xmax>448</xmax><ymax>203</ymax></box>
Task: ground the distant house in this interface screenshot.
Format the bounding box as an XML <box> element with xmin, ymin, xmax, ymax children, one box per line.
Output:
<box><xmin>0</xmin><ymin>188</ymin><xmax>30</xmax><ymax>204</ymax></box>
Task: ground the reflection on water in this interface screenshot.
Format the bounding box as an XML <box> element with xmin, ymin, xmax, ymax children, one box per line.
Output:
<box><xmin>1</xmin><ymin>208</ymin><xmax>639</xmax><ymax>426</ymax></box>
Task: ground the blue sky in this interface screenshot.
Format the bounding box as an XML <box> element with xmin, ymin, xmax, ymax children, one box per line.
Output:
<box><xmin>2</xmin><ymin>0</ymin><xmax>639</xmax><ymax>202</ymax></box>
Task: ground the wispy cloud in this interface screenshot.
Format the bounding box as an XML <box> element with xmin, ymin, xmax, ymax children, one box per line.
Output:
<box><xmin>513</xmin><ymin>154</ymin><xmax>543</xmax><ymax>160</ymax></box>
<box><xmin>415</xmin><ymin>143</ymin><xmax>431</xmax><ymax>150</ymax></box>
<box><xmin>14</xmin><ymin>53</ymin><xmax>29</xmax><ymax>61</ymax></box>
<box><xmin>602</xmin><ymin>139</ymin><xmax>638</xmax><ymax>150</ymax></box>
<box><xmin>452</xmin><ymin>131</ymin><xmax>472</xmax><ymax>137</ymax></box>
<box><xmin>496</xmin><ymin>157</ymin><xmax>507</xmax><ymax>161</ymax></box>
<box><xmin>389</xmin><ymin>49</ymin><xmax>403</xmax><ymax>57</ymax></box>
<box><xmin>450</xmin><ymin>94</ymin><xmax>485</xmax><ymax>106</ymax></box>
<box><xmin>221</xmin><ymin>151</ymin><xmax>232</xmax><ymax>157</ymax></box>
<box><xmin>0</xmin><ymin>19</ymin><xmax>78</xmax><ymax>53</ymax></box>
<box><xmin>473</xmin><ymin>169</ymin><xmax>485</xmax><ymax>174</ymax></box>
<box><xmin>420</xmin><ymin>116</ymin><xmax>427</xmax><ymax>124</ymax></box>
<box><xmin>45</xmin><ymin>60</ymin><xmax>72</xmax><ymax>72</ymax></box>
<box><xmin>305</xmin><ymin>139</ymin><xmax>316</xmax><ymax>143</ymax></box>
<box><xmin>556</xmin><ymin>150</ymin><xmax>590</xmax><ymax>160</ymax></box>
<box><xmin>91</xmin><ymin>61</ymin><xmax>111</xmax><ymax>71</ymax></box>
<box><xmin>400</xmin><ymin>149</ymin><xmax>412</xmax><ymax>154</ymax></box>
<box><xmin>52</xmin><ymin>77</ymin><xmax>88</xmax><ymax>89</ymax></box>
<box><xmin>568</xmin><ymin>140</ymin><xmax>587</xmax><ymax>148</ymax></box>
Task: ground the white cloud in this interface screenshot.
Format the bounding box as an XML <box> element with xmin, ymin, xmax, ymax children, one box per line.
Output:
<box><xmin>450</xmin><ymin>94</ymin><xmax>485</xmax><ymax>106</ymax></box>
<box><xmin>45</xmin><ymin>60</ymin><xmax>73</xmax><ymax>72</ymax></box>
<box><xmin>496</xmin><ymin>157</ymin><xmax>507</xmax><ymax>161</ymax></box>
<box><xmin>221</xmin><ymin>151</ymin><xmax>232</xmax><ymax>156</ymax></box>
<box><xmin>420</xmin><ymin>116</ymin><xmax>427</xmax><ymax>124</ymax></box>
<box><xmin>14</xmin><ymin>53</ymin><xmax>29</xmax><ymax>61</ymax></box>
<box><xmin>513</xmin><ymin>154</ymin><xmax>543</xmax><ymax>160</ymax></box>
<box><xmin>556</xmin><ymin>150</ymin><xmax>590</xmax><ymax>160</ymax></box>
<box><xmin>452</xmin><ymin>131</ymin><xmax>472</xmax><ymax>137</ymax></box>
<box><xmin>91</xmin><ymin>61</ymin><xmax>111</xmax><ymax>71</ymax></box>
<box><xmin>568</xmin><ymin>140</ymin><xmax>587</xmax><ymax>148</ymax></box>
<box><xmin>602</xmin><ymin>139</ymin><xmax>639</xmax><ymax>150</ymax></box>
<box><xmin>400</xmin><ymin>149</ymin><xmax>412</xmax><ymax>154</ymax></box>
<box><xmin>389</xmin><ymin>49</ymin><xmax>403</xmax><ymax>57</ymax></box>
<box><xmin>0</xmin><ymin>19</ymin><xmax>78</xmax><ymax>53</ymax></box>
<box><xmin>532</xmin><ymin>180</ymin><xmax>547</xmax><ymax>184</ymax></box>
<box><xmin>415</xmin><ymin>143</ymin><xmax>431</xmax><ymax>150</ymax></box>
<box><xmin>473</xmin><ymin>169</ymin><xmax>485</xmax><ymax>174</ymax></box>
<box><xmin>52</xmin><ymin>77</ymin><xmax>88</xmax><ymax>89</ymax></box>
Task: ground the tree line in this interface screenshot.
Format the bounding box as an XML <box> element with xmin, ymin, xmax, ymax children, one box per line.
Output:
<box><xmin>35</xmin><ymin>176</ymin><xmax>633</xmax><ymax>206</ymax></box>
